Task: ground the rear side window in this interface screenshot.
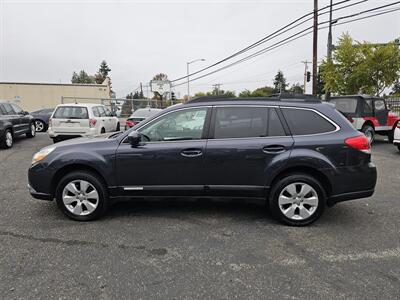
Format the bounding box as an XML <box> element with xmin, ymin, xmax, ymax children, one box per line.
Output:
<box><xmin>281</xmin><ymin>108</ymin><xmax>336</xmax><ymax>135</ymax></box>
<box><xmin>92</xmin><ymin>107</ymin><xmax>100</xmax><ymax>117</ymax></box>
<box><xmin>213</xmin><ymin>107</ymin><xmax>285</xmax><ymax>139</ymax></box>
<box><xmin>97</xmin><ymin>106</ymin><xmax>106</xmax><ymax>117</ymax></box>
<box><xmin>53</xmin><ymin>106</ymin><xmax>89</xmax><ymax>119</ymax></box>
<box><xmin>330</xmin><ymin>98</ymin><xmax>358</xmax><ymax>113</ymax></box>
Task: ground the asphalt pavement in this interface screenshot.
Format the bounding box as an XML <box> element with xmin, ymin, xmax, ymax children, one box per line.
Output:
<box><xmin>0</xmin><ymin>133</ymin><xmax>399</xmax><ymax>299</ymax></box>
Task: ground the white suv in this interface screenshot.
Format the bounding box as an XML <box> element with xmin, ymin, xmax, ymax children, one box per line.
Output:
<box><xmin>393</xmin><ymin>123</ymin><xmax>400</xmax><ymax>152</ymax></box>
<box><xmin>48</xmin><ymin>103</ymin><xmax>120</xmax><ymax>143</ymax></box>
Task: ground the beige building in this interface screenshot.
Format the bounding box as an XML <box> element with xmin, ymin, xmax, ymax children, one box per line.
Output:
<box><xmin>0</xmin><ymin>79</ymin><xmax>111</xmax><ymax>112</ymax></box>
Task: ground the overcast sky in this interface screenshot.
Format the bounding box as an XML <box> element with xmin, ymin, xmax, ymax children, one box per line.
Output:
<box><xmin>1</xmin><ymin>0</ymin><xmax>399</xmax><ymax>98</ymax></box>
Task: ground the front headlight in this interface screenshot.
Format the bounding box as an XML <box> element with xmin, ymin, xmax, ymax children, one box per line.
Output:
<box><xmin>32</xmin><ymin>147</ymin><xmax>55</xmax><ymax>165</ymax></box>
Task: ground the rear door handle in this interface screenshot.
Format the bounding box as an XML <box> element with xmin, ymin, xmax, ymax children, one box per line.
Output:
<box><xmin>181</xmin><ymin>149</ymin><xmax>203</xmax><ymax>158</ymax></box>
<box><xmin>262</xmin><ymin>145</ymin><xmax>286</xmax><ymax>154</ymax></box>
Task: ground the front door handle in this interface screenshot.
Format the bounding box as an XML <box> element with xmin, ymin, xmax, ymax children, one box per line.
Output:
<box><xmin>181</xmin><ymin>149</ymin><xmax>203</xmax><ymax>158</ymax></box>
<box><xmin>262</xmin><ymin>145</ymin><xmax>286</xmax><ymax>154</ymax></box>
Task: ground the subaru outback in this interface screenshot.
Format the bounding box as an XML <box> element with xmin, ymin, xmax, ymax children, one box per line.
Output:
<box><xmin>28</xmin><ymin>96</ymin><xmax>377</xmax><ymax>226</ymax></box>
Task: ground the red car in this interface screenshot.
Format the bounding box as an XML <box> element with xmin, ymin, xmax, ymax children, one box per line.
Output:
<box><xmin>125</xmin><ymin>108</ymin><xmax>162</xmax><ymax>130</ymax></box>
<box><xmin>329</xmin><ymin>95</ymin><xmax>400</xmax><ymax>143</ymax></box>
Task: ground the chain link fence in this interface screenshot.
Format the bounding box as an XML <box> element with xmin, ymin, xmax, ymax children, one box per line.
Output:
<box><xmin>386</xmin><ymin>97</ymin><xmax>400</xmax><ymax>114</ymax></box>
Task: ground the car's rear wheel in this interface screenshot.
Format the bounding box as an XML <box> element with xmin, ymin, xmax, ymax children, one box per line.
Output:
<box><xmin>101</xmin><ymin>127</ymin><xmax>105</xmax><ymax>134</ymax></box>
<box><xmin>55</xmin><ymin>171</ymin><xmax>108</xmax><ymax>221</ymax></box>
<box><xmin>269</xmin><ymin>174</ymin><xmax>325</xmax><ymax>226</ymax></box>
<box><xmin>26</xmin><ymin>123</ymin><xmax>36</xmax><ymax>138</ymax></box>
<box><xmin>397</xmin><ymin>145</ymin><xmax>400</xmax><ymax>152</ymax></box>
<box><xmin>0</xmin><ymin>129</ymin><xmax>13</xmax><ymax>149</ymax></box>
<box><xmin>35</xmin><ymin>120</ymin><xmax>46</xmax><ymax>132</ymax></box>
<box><xmin>116</xmin><ymin>122</ymin><xmax>120</xmax><ymax>131</ymax></box>
<box><xmin>361</xmin><ymin>124</ymin><xmax>374</xmax><ymax>144</ymax></box>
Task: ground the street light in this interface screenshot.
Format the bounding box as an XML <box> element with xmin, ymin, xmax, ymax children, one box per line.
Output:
<box><xmin>187</xmin><ymin>58</ymin><xmax>205</xmax><ymax>100</ymax></box>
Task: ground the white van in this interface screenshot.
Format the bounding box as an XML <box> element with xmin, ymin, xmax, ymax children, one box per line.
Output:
<box><xmin>48</xmin><ymin>103</ymin><xmax>120</xmax><ymax>143</ymax></box>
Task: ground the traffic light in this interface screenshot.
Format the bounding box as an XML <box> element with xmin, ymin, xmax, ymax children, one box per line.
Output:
<box><xmin>171</xmin><ymin>91</ymin><xmax>176</xmax><ymax>101</ymax></box>
<box><xmin>306</xmin><ymin>71</ymin><xmax>311</xmax><ymax>82</ymax></box>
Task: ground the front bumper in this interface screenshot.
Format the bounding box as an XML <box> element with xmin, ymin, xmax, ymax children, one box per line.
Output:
<box><xmin>28</xmin><ymin>184</ymin><xmax>53</xmax><ymax>201</ymax></box>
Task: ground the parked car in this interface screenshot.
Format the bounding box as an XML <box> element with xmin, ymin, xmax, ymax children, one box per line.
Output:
<box><xmin>30</xmin><ymin>108</ymin><xmax>54</xmax><ymax>132</ymax></box>
<box><xmin>29</xmin><ymin>96</ymin><xmax>377</xmax><ymax>226</ymax></box>
<box><xmin>125</xmin><ymin>107</ymin><xmax>162</xmax><ymax>130</ymax></box>
<box><xmin>48</xmin><ymin>103</ymin><xmax>120</xmax><ymax>143</ymax></box>
<box><xmin>0</xmin><ymin>101</ymin><xmax>36</xmax><ymax>149</ymax></box>
<box><xmin>393</xmin><ymin>123</ymin><xmax>400</xmax><ymax>151</ymax></box>
<box><xmin>329</xmin><ymin>95</ymin><xmax>400</xmax><ymax>143</ymax></box>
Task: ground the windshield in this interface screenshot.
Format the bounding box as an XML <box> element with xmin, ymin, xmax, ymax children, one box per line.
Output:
<box><xmin>330</xmin><ymin>98</ymin><xmax>358</xmax><ymax>113</ymax></box>
<box><xmin>53</xmin><ymin>106</ymin><xmax>89</xmax><ymax>119</ymax></box>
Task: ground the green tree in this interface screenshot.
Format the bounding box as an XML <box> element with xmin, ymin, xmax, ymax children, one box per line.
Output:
<box><xmin>321</xmin><ymin>33</ymin><xmax>400</xmax><ymax>96</ymax></box>
<box><xmin>250</xmin><ymin>86</ymin><xmax>274</xmax><ymax>97</ymax></box>
<box><xmin>94</xmin><ymin>60</ymin><xmax>111</xmax><ymax>84</ymax></box>
<box><xmin>239</xmin><ymin>89</ymin><xmax>253</xmax><ymax>97</ymax></box>
<box><xmin>273</xmin><ymin>70</ymin><xmax>287</xmax><ymax>93</ymax></box>
<box><xmin>71</xmin><ymin>70</ymin><xmax>95</xmax><ymax>84</ymax></box>
<box><xmin>151</xmin><ymin>73</ymin><xmax>169</xmax><ymax>107</ymax></box>
<box><xmin>288</xmin><ymin>83</ymin><xmax>304</xmax><ymax>94</ymax></box>
<box><xmin>194</xmin><ymin>92</ymin><xmax>207</xmax><ymax>97</ymax></box>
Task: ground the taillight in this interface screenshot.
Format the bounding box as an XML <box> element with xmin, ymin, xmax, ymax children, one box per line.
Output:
<box><xmin>348</xmin><ymin>117</ymin><xmax>354</xmax><ymax>123</ymax></box>
<box><xmin>48</xmin><ymin>118</ymin><xmax>52</xmax><ymax>127</ymax></box>
<box><xmin>89</xmin><ymin>119</ymin><xmax>97</xmax><ymax>128</ymax></box>
<box><xmin>345</xmin><ymin>135</ymin><xmax>371</xmax><ymax>154</ymax></box>
<box><xmin>126</xmin><ymin>120</ymin><xmax>138</xmax><ymax>127</ymax></box>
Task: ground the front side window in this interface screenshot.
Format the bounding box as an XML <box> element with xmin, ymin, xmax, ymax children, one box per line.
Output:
<box><xmin>11</xmin><ymin>104</ymin><xmax>23</xmax><ymax>114</ymax></box>
<box><xmin>282</xmin><ymin>108</ymin><xmax>336</xmax><ymax>135</ymax></box>
<box><xmin>53</xmin><ymin>106</ymin><xmax>89</xmax><ymax>119</ymax></box>
<box><xmin>139</xmin><ymin>108</ymin><xmax>208</xmax><ymax>142</ymax></box>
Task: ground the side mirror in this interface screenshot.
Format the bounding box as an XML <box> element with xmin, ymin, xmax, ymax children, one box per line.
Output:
<box><xmin>128</xmin><ymin>130</ymin><xmax>141</xmax><ymax>147</ymax></box>
<box><xmin>22</xmin><ymin>111</ymin><xmax>29</xmax><ymax>115</ymax></box>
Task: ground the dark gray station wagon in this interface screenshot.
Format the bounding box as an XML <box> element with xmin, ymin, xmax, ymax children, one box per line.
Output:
<box><xmin>28</xmin><ymin>96</ymin><xmax>377</xmax><ymax>226</ymax></box>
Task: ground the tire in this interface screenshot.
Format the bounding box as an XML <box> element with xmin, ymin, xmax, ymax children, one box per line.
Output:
<box><xmin>388</xmin><ymin>123</ymin><xmax>397</xmax><ymax>143</ymax></box>
<box><xmin>398</xmin><ymin>145</ymin><xmax>400</xmax><ymax>152</ymax></box>
<box><xmin>101</xmin><ymin>127</ymin><xmax>105</xmax><ymax>134</ymax></box>
<box><xmin>361</xmin><ymin>124</ymin><xmax>375</xmax><ymax>144</ymax></box>
<box><xmin>35</xmin><ymin>120</ymin><xmax>46</xmax><ymax>132</ymax></box>
<box><xmin>0</xmin><ymin>129</ymin><xmax>13</xmax><ymax>149</ymax></box>
<box><xmin>116</xmin><ymin>122</ymin><xmax>120</xmax><ymax>131</ymax></box>
<box><xmin>26</xmin><ymin>123</ymin><xmax>36</xmax><ymax>138</ymax></box>
<box><xmin>269</xmin><ymin>173</ymin><xmax>326</xmax><ymax>226</ymax></box>
<box><xmin>55</xmin><ymin>171</ymin><xmax>108</xmax><ymax>221</ymax></box>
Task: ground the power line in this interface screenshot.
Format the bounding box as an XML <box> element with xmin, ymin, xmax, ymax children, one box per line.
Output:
<box><xmin>171</xmin><ymin>0</ymin><xmax>358</xmax><ymax>83</ymax></box>
<box><xmin>172</xmin><ymin>5</ymin><xmax>400</xmax><ymax>88</ymax></box>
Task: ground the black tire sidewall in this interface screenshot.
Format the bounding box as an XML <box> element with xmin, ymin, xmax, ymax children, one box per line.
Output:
<box><xmin>0</xmin><ymin>129</ymin><xmax>13</xmax><ymax>149</ymax></box>
<box><xmin>269</xmin><ymin>174</ymin><xmax>326</xmax><ymax>226</ymax></box>
<box><xmin>116</xmin><ymin>123</ymin><xmax>120</xmax><ymax>131</ymax></box>
<box><xmin>55</xmin><ymin>171</ymin><xmax>108</xmax><ymax>221</ymax></box>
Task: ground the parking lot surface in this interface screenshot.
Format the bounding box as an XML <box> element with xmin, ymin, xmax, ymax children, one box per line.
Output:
<box><xmin>0</xmin><ymin>133</ymin><xmax>399</xmax><ymax>299</ymax></box>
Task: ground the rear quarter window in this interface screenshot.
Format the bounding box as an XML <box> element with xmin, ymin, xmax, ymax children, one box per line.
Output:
<box><xmin>281</xmin><ymin>108</ymin><xmax>337</xmax><ymax>135</ymax></box>
<box><xmin>53</xmin><ymin>106</ymin><xmax>89</xmax><ymax>119</ymax></box>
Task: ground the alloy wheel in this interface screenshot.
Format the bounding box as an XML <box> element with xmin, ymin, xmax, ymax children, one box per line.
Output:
<box><xmin>35</xmin><ymin>121</ymin><xmax>44</xmax><ymax>132</ymax></box>
<box><xmin>62</xmin><ymin>180</ymin><xmax>99</xmax><ymax>216</ymax></box>
<box><xmin>5</xmin><ymin>131</ymin><xmax>13</xmax><ymax>147</ymax></box>
<box><xmin>278</xmin><ymin>182</ymin><xmax>319</xmax><ymax>221</ymax></box>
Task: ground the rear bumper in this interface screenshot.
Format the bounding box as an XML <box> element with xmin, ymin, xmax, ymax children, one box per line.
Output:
<box><xmin>28</xmin><ymin>184</ymin><xmax>53</xmax><ymax>201</ymax></box>
<box><xmin>48</xmin><ymin>127</ymin><xmax>96</xmax><ymax>138</ymax></box>
<box><xmin>325</xmin><ymin>162</ymin><xmax>377</xmax><ymax>206</ymax></box>
<box><xmin>328</xmin><ymin>189</ymin><xmax>374</xmax><ymax>206</ymax></box>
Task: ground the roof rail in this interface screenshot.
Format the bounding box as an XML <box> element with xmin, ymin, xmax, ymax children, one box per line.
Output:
<box><xmin>186</xmin><ymin>93</ymin><xmax>321</xmax><ymax>104</ymax></box>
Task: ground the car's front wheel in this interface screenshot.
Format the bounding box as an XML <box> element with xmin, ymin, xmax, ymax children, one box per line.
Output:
<box><xmin>55</xmin><ymin>171</ymin><xmax>108</xmax><ymax>221</ymax></box>
<box><xmin>35</xmin><ymin>120</ymin><xmax>46</xmax><ymax>132</ymax></box>
<box><xmin>269</xmin><ymin>174</ymin><xmax>325</xmax><ymax>226</ymax></box>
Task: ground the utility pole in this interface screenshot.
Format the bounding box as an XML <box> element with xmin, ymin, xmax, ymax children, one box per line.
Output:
<box><xmin>325</xmin><ymin>0</ymin><xmax>333</xmax><ymax>100</ymax></box>
<box><xmin>212</xmin><ymin>83</ymin><xmax>222</xmax><ymax>96</ymax></box>
<box><xmin>140</xmin><ymin>82</ymin><xmax>143</xmax><ymax>98</ymax></box>
<box><xmin>302</xmin><ymin>60</ymin><xmax>310</xmax><ymax>94</ymax></box>
<box><xmin>312</xmin><ymin>0</ymin><xmax>318</xmax><ymax>96</ymax></box>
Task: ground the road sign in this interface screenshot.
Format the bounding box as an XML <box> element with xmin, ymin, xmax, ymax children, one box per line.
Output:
<box><xmin>150</xmin><ymin>80</ymin><xmax>171</xmax><ymax>95</ymax></box>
